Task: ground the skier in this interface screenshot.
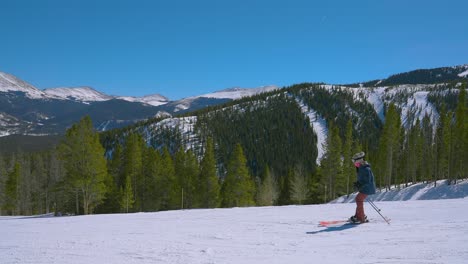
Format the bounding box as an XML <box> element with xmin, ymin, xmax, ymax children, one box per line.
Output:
<box><xmin>349</xmin><ymin>151</ymin><xmax>376</xmax><ymax>223</ymax></box>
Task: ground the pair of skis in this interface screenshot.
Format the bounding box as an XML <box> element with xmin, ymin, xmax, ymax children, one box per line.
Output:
<box><xmin>318</xmin><ymin>219</ymin><xmax>371</xmax><ymax>227</ymax></box>
<box><xmin>319</xmin><ymin>217</ymin><xmax>390</xmax><ymax>227</ymax></box>
<box><xmin>319</xmin><ymin>200</ymin><xmax>391</xmax><ymax>227</ymax></box>
<box><xmin>319</xmin><ymin>220</ymin><xmax>354</xmax><ymax>227</ymax></box>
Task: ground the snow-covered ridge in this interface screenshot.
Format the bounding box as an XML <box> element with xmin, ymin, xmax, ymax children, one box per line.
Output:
<box><xmin>116</xmin><ymin>94</ymin><xmax>169</xmax><ymax>106</ymax></box>
<box><xmin>196</xmin><ymin>85</ymin><xmax>279</xmax><ymax>100</ymax></box>
<box><xmin>43</xmin><ymin>87</ymin><xmax>170</xmax><ymax>106</ymax></box>
<box><xmin>0</xmin><ymin>72</ymin><xmax>46</xmax><ymax>99</ymax></box>
<box><xmin>322</xmin><ymin>84</ymin><xmax>439</xmax><ymax>127</ymax></box>
<box><xmin>1</xmin><ymin>71</ymin><xmax>278</xmax><ymax>107</ymax></box>
<box><xmin>44</xmin><ymin>86</ymin><xmax>113</xmax><ymax>102</ymax></box>
<box><xmin>172</xmin><ymin>85</ymin><xmax>279</xmax><ymax>112</ymax></box>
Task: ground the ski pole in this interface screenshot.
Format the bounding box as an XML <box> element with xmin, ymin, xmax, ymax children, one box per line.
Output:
<box><xmin>366</xmin><ymin>199</ymin><xmax>391</xmax><ymax>225</ymax></box>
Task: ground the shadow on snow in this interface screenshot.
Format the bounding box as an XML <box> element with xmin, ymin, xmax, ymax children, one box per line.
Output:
<box><xmin>306</xmin><ymin>224</ymin><xmax>358</xmax><ymax>235</ymax></box>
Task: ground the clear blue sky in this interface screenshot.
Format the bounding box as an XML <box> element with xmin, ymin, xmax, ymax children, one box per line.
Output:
<box><xmin>1</xmin><ymin>0</ymin><xmax>467</xmax><ymax>100</ymax></box>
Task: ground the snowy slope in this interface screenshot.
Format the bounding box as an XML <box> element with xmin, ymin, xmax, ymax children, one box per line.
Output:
<box><xmin>116</xmin><ymin>94</ymin><xmax>169</xmax><ymax>106</ymax></box>
<box><xmin>458</xmin><ymin>69</ymin><xmax>468</xmax><ymax>77</ymax></box>
<box><xmin>198</xmin><ymin>85</ymin><xmax>279</xmax><ymax>99</ymax></box>
<box><xmin>456</xmin><ymin>64</ymin><xmax>468</xmax><ymax>77</ymax></box>
<box><xmin>43</xmin><ymin>87</ymin><xmax>169</xmax><ymax>106</ymax></box>
<box><xmin>171</xmin><ymin>85</ymin><xmax>279</xmax><ymax>112</ymax></box>
<box><xmin>43</xmin><ymin>86</ymin><xmax>113</xmax><ymax>102</ymax></box>
<box><xmin>1</xmin><ymin>195</ymin><xmax>467</xmax><ymax>264</ymax></box>
<box><xmin>334</xmin><ymin>179</ymin><xmax>468</xmax><ymax>203</ymax></box>
<box><xmin>326</xmin><ymin>84</ymin><xmax>439</xmax><ymax>127</ymax></box>
<box><xmin>0</xmin><ymin>72</ymin><xmax>46</xmax><ymax>99</ymax></box>
<box><xmin>143</xmin><ymin>116</ymin><xmax>198</xmax><ymax>150</ymax></box>
<box><xmin>296</xmin><ymin>98</ymin><xmax>327</xmax><ymax>163</ymax></box>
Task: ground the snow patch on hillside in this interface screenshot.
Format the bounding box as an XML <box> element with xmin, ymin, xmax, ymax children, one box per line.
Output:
<box><xmin>362</xmin><ymin>87</ymin><xmax>386</xmax><ymax>121</ymax></box>
<box><xmin>349</xmin><ymin>85</ymin><xmax>439</xmax><ymax>127</ymax></box>
<box><xmin>458</xmin><ymin>69</ymin><xmax>468</xmax><ymax>77</ymax></box>
<box><xmin>145</xmin><ymin>116</ymin><xmax>198</xmax><ymax>150</ymax></box>
<box><xmin>333</xmin><ymin>179</ymin><xmax>468</xmax><ymax>203</ymax></box>
<box><xmin>401</xmin><ymin>90</ymin><xmax>438</xmax><ymax>126</ymax></box>
<box><xmin>295</xmin><ymin>99</ymin><xmax>327</xmax><ymax>163</ymax></box>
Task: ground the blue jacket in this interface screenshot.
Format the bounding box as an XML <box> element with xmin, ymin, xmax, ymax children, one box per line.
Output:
<box><xmin>357</xmin><ymin>162</ymin><xmax>376</xmax><ymax>195</ymax></box>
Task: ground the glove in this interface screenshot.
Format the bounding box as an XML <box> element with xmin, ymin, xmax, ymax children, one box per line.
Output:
<box><xmin>353</xmin><ymin>181</ymin><xmax>361</xmax><ymax>191</ymax></box>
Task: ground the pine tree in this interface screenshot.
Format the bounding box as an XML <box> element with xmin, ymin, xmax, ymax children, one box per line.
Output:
<box><xmin>290</xmin><ymin>165</ymin><xmax>309</xmax><ymax>205</ymax></box>
<box><xmin>48</xmin><ymin>149</ymin><xmax>65</xmax><ymax>215</ymax></box>
<box><xmin>320</xmin><ymin>122</ymin><xmax>343</xmax><ymax>200</ymax></box>
<box><xmin>435</xmin><ymin>105</ymin><xmax>451</xmax><ymax>183</ymax></box>
<box><xmin>405</xmin><ymin>120</ymin><xmax>423</xmax><ymax>184</ymax></box>
<box><xmin>256</xmin><ymin>166</ymin><xmax>278</xmax><ymax>206</ymax></box>
<box><xmin>157</xmin><ymin>147</ymin><xmax>177</xmax><ymax>210</ymax></box>
<box><xmin>0</xmin><ymin>155</ymin><xmax>6</xmax><ymax>215</ymax></box>
<box><xmin>5</xmin><ymin>162</ymin><xmax>20</xmax><ymax>215</ymax></box>
<box><xmin>109</xmin><ymin>143</ymin><xmax>124</xmax><ymax>188</ymax></box>
<box><xmin>452</xmin><ymin>86</ymin><xmax>467</xmax><ymax>183</ymax></box>
<box><xmin>278</xmin><ymin>169</ymin><xmax>292</xmax><ymax>205</ymax></box>
<box><xmin>221</xmin><ymin>144</ymin><xmax>255</xmax><ymax>207</ymax></box>
<box><xmin>174</xmin><ymin>147</ymin><xmax>199</xmax><ymax>209</ymax></box>
<box><xmin>197</xmin><ymin>138</ymin><xmax>220</xmax><ymax>208</ymax></box>
<box><xmin>18</xmin><ymin>154</ymin><xmax>32</xmax><ymax>215</ymax></box>
<box><xmin>95</xmin><ymin>142</ymin><xmax>122</xmax><ymax>214</ymax></box>
<box><xmin>120</xmin><ymin>174</ymin><xmax>134</xmax><ymax>213</ymax></box>
<box><xmin>141</xmin><ymin>146</ymin><xmax>161</xmax><ymax>211</ymax></box>
<box><xmin>30</xmin><ymin>153</ymin><xmax>46</xmax><ymax>214</ymax></box>
<box><xmin>123</xmin><ymin>133</ymin><xmax>144</xmax><ymax>210</ymax></box>
<box><xmin>58</xmin><ymin>116</ymin><xmax>108</xmax><ymax>215</ymax></box>
<box><xmin>421</xmin><ymin>114</ymin><xmax>434</xmax><ymax>183</ymax></box>
<box><xmin>376</xmin><ymin>103</ymin><xmax>401</xmax><ymax>190</ymax></box>
<box><xmin>342</xmin><ymin>120</ymin><xmax>354</xmax><ymax>196</ymax></box>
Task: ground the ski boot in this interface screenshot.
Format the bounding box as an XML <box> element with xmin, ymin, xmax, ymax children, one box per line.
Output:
<box><xmin>349</xmin><ymin>215</ymin><xmax>368</xmax><ymax>224</ymax></box>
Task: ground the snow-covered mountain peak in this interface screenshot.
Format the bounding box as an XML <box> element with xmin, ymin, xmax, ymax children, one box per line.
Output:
<box><xmin>117</xmin><ymin>93</ymin><xmax>169</xmax><ymax>106</ymax></box>
<box><xmin>43</xmin><ymin>86</ymin><xmax>113</xmax><ymax>102</ymax></box>
<box><xmin>198</xmin><ymin>85</ymin><xmax>279</xmax><ymax>100</ymax></box>
<box><xmin>0</xmin><ymin>71</ymin><xmax>46</xmax><ymax>99</ymax></box>
<box><xmin>170</xmin><ymin>85</ymin><xmax>279</xmax><ymax>112</ymax></box>
<box><xmin>217</xmin><ymin>87</ymin><xmax>245</xmax><ymax>92</ymax></box>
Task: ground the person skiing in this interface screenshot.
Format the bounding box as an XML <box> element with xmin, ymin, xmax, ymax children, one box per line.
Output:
<box><xmin>349</xmin><ymin>151</ymin><xmax>376</xmax><ymax>223</ymax></box>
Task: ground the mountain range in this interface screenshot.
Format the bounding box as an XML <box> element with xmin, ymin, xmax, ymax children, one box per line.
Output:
<box><xmin>0</xmin><ymin>64</ymin><xmax>467</xmax><ymax>146</ymax></box>
<box><xmin>0</xmin><ymin>70</ymin><xmax>278</xmax><ymax>137</ymax></box>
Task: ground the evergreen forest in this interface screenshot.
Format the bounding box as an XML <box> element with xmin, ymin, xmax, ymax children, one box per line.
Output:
<box><xmin>0</xmin><ymin>83</ymin><xmax>466</xmax><ymax>216</ymax></box>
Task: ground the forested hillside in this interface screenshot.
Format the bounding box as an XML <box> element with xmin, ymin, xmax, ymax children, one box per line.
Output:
<box><xmin>0</xmin><ymin>76</ymin><xmax>466</xmax><ymax>216</ymax></box>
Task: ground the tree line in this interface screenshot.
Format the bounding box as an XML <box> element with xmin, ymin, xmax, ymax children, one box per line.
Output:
<box><xmin>317</xmin><ymin>85</ymin><xmax>467</xmax><ymax>201</ymax></box>
<box><xmin>0</xmin><ymin>84</ymin><xmax>466</xmax><ymax>215</ymax></box>
<box><xmin>373</xmin><ymin>86</ymin><xmax>467</xmax><ymax>190</ymax></box>
<box><xmin>0</xmin><ymin>116</ymin><xmax>318</xmax><ymax>215</ymax></box>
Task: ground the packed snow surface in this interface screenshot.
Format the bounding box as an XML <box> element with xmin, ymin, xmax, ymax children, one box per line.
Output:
<box><xmin>2</xmin><ymin>181</ymin><xmax>468</xmax><ymax>264</ymax></box>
